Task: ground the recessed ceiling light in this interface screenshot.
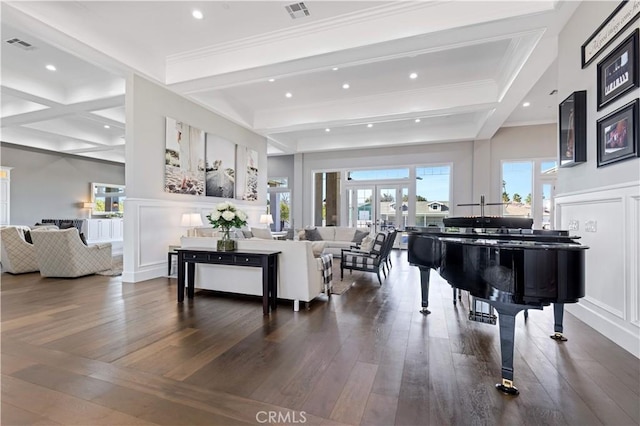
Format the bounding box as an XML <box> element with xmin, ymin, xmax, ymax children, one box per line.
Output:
<box><xmin>192</xmin><ymin>10</ymin><xmax>204</xmax><ymax>19</ymax></box>
<box><xmin>45</xmin><ymin>64</ymin><xmax>56</xmax><ymax>71</ymax></box>
<box><xmin>268</xmin><ymin>78</ymin><xmax>275</xmax><ymax>82</ymax></box>
<box><xmin>415</xmin><ymin>118</ymin><xmax>421</xmax><ymax>123</ymax></box>
<box><xmin>332</xmin><ymin>67</ymin><xmax>339</xmax><ymax>71</ymax></box>
<box><xmin>522</xmin><ymin>102</ymin><xmax>531</xmax><ymax>107</ymax></box>
<box><xmin>104</xmin><ymin>125</ymin><xmax>110</xmax><ymax>129</ymax></box>
<box><xmin>325</xmin><ymin>128</ymin><xmax>331</xmax><ymax>132</ymax></box>
<box><xmin>367</xmin><ymin>124</ymin><xmax>373</xmax><ymax>128</ymax></box>
<box><xmin>342</xmin><ymin>83</ymin><xmax>350</xmax><ymax>89</ymax></box>
<box><xmin>285</xmin><ymin>92</ymin><xmax>292</xmax><ymax>98</ymax></box>
<box><xmin>409</xmin><ymin>72</ymin><xmax>418</xmax><ymax>79</ymax></box>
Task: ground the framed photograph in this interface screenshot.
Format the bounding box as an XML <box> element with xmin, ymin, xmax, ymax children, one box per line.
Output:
<box><xmin>597</xmin><ymin>29</ymin><xmax>639</xmax><ymax>110</ymax></box>
<box><xmin>582</xmin><ymin>0</ymin><xmax>640</xmax><ymax>68</ymax></box>
<box><xmin>164</xmin><ymin>117</ymin><xmax>205</xmax><ymax>195</ymax></box>
<box><xmin>597</xmin><ymin>98</ymin><xmax>639</xmax><ymax>167</ymax></box>
<box><xmin>205</xmin><ymin>134</ymin><xmax>236</xmax><ymax>198</ymax></box>
<box><xmin>558</xmin><ymin>91</ymin><xmax>587</xmax><ymax>168</ymax></box>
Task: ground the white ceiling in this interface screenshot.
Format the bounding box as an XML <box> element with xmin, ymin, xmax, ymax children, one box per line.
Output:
<box><xmin>1</xmin><ymin>1</ymin><xmax>577</xmax><ymax>163</ymax></box>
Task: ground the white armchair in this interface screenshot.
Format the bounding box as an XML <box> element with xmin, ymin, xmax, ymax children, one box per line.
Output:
<box><xmin>0</xmin><ymin>226</ymin><xmax>38</xmax><ymax>274</ymax></box>
<box><xmin>31</xmin><ymin>228</ymin><xmax>112</xmax><ymax>277</ymax></box>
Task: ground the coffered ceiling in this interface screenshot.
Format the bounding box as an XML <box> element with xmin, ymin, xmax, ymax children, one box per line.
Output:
<box><xmin>1</xmin><ymin>1</ymin><xmax>579</xmax><ymax>163</ymax></box>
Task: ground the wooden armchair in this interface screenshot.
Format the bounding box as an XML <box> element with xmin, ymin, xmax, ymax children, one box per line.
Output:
<box><xmin>31</xmin><ymin>228</ymin><xmax>112</xmax><ymax>277</ymax></box>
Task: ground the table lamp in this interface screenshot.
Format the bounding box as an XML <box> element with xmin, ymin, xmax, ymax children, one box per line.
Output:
<box><xmin>181</xmin><ymin>213</ymin><xmax>203</xmax><ymax>236</ymax></box>
<box><xmin>259</xmin><ymin>214</ymin><xmax>274</xmax><ymax>229</ymax></box>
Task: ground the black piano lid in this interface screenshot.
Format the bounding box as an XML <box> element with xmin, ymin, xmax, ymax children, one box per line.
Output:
<box><xmin>438</xmin><ymin>236</ymin><xmax>589</xmax><ymax>250</ymax></box>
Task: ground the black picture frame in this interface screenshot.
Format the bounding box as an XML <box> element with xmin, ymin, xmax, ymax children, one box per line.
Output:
<box><xmin>597</xmin><ymin>29</ymin><xmax>639</xmax><ymax>110</ymax></box>
<box><xmin>597</xmin><ymin>98</ymin><xmax>639</xmax><ymax>167</ymax></box>
<box><xmin>582</xmin><ymin>0</ymin><xmax>640</xmax><ymax>68</ymax></box>
<box><xmin>559</xmin><ymin>91</ymin><xmax>587</xmax><ymax>168</ymax></box>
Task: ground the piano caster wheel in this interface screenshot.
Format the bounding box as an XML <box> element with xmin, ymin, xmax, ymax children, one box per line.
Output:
<box><xmin>496</xmin><ymin>379</ymin><xmax>519</xmax><ymax>396</ymax></box>
<box><xmin>550</xmin><ymin>332</ymin><xmax>568</xmax><ymax>342</ymax></box>
<box><xmin>420</xmin><ymin>308</ymin><xmax>431</xmax><ymax>315</ymax></box>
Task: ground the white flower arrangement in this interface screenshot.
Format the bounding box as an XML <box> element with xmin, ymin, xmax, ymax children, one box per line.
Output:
<box><xmin>206</xmin><ymin>202</ymin><xmax>248</xmax><ymax>233</ymax></box>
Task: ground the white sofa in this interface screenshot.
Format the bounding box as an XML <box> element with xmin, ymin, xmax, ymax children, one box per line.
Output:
<box><xmin>180</xmin><ymin>236</ymin><xmax>331</xmax><ymax>311</ymax></box>
<box><xmin>299</xmin><ymin>226</ymin><xmax>371</xmax><ymax>257</ymax></box>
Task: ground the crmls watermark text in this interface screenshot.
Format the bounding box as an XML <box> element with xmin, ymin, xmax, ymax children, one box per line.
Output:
<box><xmin>255</xmin><ymin>410</ymin><xmax>307</xmax><ymax>424</ymax></box>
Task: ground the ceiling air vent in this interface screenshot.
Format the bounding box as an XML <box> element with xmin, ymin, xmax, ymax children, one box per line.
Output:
<box><xmin>5</xmin><ymin>37</ymin><xmax>36</xmax><ymax>51</ymax></box>
<box><xmin>285</xmin><ymin>2</ymin><xmax>310</xmax><ymax>19</ymax></box>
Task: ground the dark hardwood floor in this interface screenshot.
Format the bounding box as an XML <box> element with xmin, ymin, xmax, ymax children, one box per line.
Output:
<box><xmin>2</xmin><ymin>251</ymin><xmax>638</xmax><ymax>425</ymax></box>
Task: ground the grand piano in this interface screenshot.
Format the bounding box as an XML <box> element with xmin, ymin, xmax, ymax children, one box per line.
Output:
<box><xmin>407</xmin><ymin>214</ymin><xmax>588</xmax><ymax>395</ymax></box>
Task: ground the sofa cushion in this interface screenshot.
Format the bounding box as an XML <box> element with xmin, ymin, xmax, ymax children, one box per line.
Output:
<box><xmin>352</xmin><ymin>229</ymin><xmax>369</xmax><ymax>243</ymax></box>
<box><xmin>315</xmin><ymin>227</ymin><xmax>335</xmax><ymax>240</ymax></box>
<box><xmin>334</xmin><ymin>227</ymin><xmax>355</xmax><ymax>242</ymax></box>
<box><xmin>305</xmin><ymin>228</ymin><xmax>323</xmax><ymax>241</ymax></box>
<box><xmin>251</xmin><ymin>228</ymin><xmax>273</xmax><ymax>240</ymax></box>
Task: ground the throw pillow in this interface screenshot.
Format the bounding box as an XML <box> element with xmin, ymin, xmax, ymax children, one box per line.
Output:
<box><xmin>304</xmin><ymin>228</ymin><xmax>323</xmax><ymax>241</ymax></box>
<box><xmin>79</xmin><ymin>233</ymin><xmax>88</xmax><ymax>245</ymax></box>
<box><xmin>242</xmin><ymin>230</ymin><xmax>254</xmax><ymax>239</ymax></box>
<box><xmin>24</xmin><ymin>230</ymin><xmax>33</xmax><ymax>244</ymax></box>
<box><xmin>285</xmin><ymin>228</ymin><xmax>295</xmax><ymax>240</ymax></box>
<box><xmin>352</xmin><ymin>229</ymin><xmax>369</xmax><ymax>243</ymax></box>
<box><xmin>360</xmin><ymin>235</ymin><xmax>375</xmax><ymax>252</ymax></box>
<box><xmin>59</xmin><ymin>221</ymin><xmax>75</xmax><ymax>230</ymax></box>
<box><xmin>251</xmin><ymin>228</ymin><xmax>273</xmax><ymax>240</ymax></box>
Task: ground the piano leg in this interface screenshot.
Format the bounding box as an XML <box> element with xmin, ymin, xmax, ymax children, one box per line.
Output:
<box><xmin>492</xmin><ymin>302</ymin><xmax>528</xmax><ymax>396</ymax></box>
<box><xmin>419</xmin><ymin>267</ymin><xmax>431</xmax><ymax>315</ymax></box>
<box><xmin>453</xmin><ymin>288</ymin><xmax>457</xmax><ymax>305</ymax></box>
<box><xmin>550</xmin><ymin>303</ymin><xmax>567</xmax><ymax>341</ymax></box>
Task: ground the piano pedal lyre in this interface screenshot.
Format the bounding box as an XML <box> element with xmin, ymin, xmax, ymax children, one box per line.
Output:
<box><xmin>420</xmin><ymin>307</ymin><xmax>431</xmax><ymax>315</ymax></box>
<box><xmin>550</xmin><ymin>332</ymin><xmax>568</xmax><ymax>341</ymax></box>
<box><xmin>496</xmin><ymin>378</ymin><xmax>519</xmax><ymax>395</ymax></box>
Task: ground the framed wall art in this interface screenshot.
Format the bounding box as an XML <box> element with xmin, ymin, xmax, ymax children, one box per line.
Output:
<box><xmin>597</xmin><ymin>29</ymin><xmax>639</xmax><ymax>110</ymax></box>
<box><xmin>558</xmin><ymin>91</ymin><xmax>587</xmax><ymax>168</ymax></box>
<box><xmin>164</xmin><ymin>117</ymin><xmax>205</xmax><ymax>195</ymax></box>
<box><xmin>582</xmin><ymin>0</ymin><xmax>640</xmax><ymax>68</ymax></box>
<box><xmin>597</xmin><ymin>98</ymin><xmax>638</xmax><ymax>167</ymax></box>
<box><xmin>205</xmin><ymin>133</ymin><xmax>236</xmax><ymax>198</ymax></box>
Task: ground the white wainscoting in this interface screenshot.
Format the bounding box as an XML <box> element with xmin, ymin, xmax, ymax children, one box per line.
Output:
<box><xmin>122</xmin><ymin>198</ymin><xmax>266</xmax><ymax>283</ymax></box>
<box><xmin>556</xmin><ymin>181</ymin><xmax>640</xmax><ymax>357</ymax></box>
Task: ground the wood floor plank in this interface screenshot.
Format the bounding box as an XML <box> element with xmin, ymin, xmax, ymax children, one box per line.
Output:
<box><xmin>330</xmin><ymin>361</ymin><xmax>378</xmax><ymax>425</ymax></box>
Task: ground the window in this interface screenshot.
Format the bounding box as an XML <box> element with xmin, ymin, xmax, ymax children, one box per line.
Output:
<box><xmin>415</xmin><ymin>165</ymin><xmax>451</xmax><ymax>226</ymax></box>
<box><xmin>501</xmin><ymin>160</ymin><xmax>557</xmax><ymax>229</ymax></box>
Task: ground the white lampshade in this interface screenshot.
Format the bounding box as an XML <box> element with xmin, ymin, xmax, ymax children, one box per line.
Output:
<box><xmin>260</xmin><ymin>214</ymin><xmax>274</xmax><ymax>225</ymax></box>
<box><xmin>181</xmin><ymin>213</ymin><xmax>203</xmax><ymax>227</ymax></box>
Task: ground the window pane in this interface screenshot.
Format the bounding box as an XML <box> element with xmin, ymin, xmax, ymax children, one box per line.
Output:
<box><xmin>502</xmin><ymin>161</ymin><xmax>532</xmax><ymax>217</ymax></box>
<box><xmin>415</xmin><ymin>165</ymin><xmax>451</xmax><ymax>226</ymax></box>
<box><xmin>349</xmin><ymin>168</ymin><xmax>409</xmax><ymax>180</ymax></box>
<box><xmin>540</xmin><ymin>161</ymin><xmax>557</xmax><ymax>174</ymax></box>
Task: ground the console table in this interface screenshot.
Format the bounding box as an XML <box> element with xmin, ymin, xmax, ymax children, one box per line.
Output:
<box><xmin>176</xmin><ymin>248</ymin><xmax>281</xmax><ymax>315</ymax></box>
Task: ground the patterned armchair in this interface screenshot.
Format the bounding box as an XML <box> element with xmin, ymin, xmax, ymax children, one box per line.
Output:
<box><xmin>0</xmin><ymin>226</ymin><xmax>38</xmax><ymax>274</ymax></box>
<box><xmin>340</xmin><ymin>232</ymin><xmax>388</xmax><ymax>285</ymax></box>
<box><xmin>31</xmin><ymin>228</ymin><xmax>112</xmax><ymax>278</ymax></box>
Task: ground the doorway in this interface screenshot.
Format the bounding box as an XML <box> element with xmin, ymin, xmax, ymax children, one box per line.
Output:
<box><xmin>347</xmin><ymin>185</ymin><xmax>408</xmax><ymax>232</ymax></box>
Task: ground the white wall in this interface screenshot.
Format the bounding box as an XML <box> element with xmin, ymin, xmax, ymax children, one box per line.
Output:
<box><xmin>297</xmin><ymin>141</ymin><xmax>475</xmax><ymax>226</ymax></box>
<box><xmin>0</xmin><ymin>144</ymin><xmax>125</xmax><ymax>226</ymax></box>
<box><xmin>556</xmin><ymin>2</ymin><xmax>639</xmax><ymax>357</ymax></box>
<box><xmin>123</xmin><ymin>74</ymin><xmax>268</xmax><ymax>283</ymax></box>
<box><xmin>295</xmin><ymin>124</ymin><xmax>556</xmax><ymax>226</ymax></box>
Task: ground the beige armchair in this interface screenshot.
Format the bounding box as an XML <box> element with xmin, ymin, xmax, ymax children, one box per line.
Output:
<box><xmin>0</xmin><ymin>226</ymin><xmax>38</xmax><ymax>274</ymax></box>
<box><xmin>31</xmin><ymin>228</ymin><xmax>112</xmax><ymax>277</ymax></box>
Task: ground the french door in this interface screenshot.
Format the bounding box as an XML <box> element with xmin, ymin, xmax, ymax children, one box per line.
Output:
<box><xmin>346</xmin><ymin>184</ymin><xmax>408</xmax><ymax>232</ymax></box>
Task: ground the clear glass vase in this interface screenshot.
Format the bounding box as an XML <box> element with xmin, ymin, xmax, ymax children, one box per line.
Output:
<box><xmin>217</xmin><ymin>228</ymin><xmax>236</xmax><ymax>251</ymax></box>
